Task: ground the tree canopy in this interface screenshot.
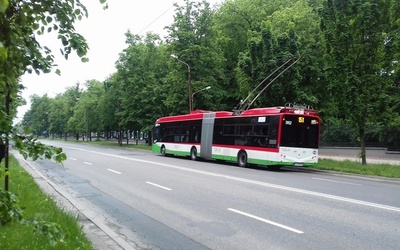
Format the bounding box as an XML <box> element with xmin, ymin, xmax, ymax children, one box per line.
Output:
<box><xmin>1</xmin><ymin>0</ymin><xmax>107</xmax><ymax>190</ymax></box>
<box><xmin>11</xmin><ymin>0</ymin><xmax>400</xmax><ymax>165</ymax></box>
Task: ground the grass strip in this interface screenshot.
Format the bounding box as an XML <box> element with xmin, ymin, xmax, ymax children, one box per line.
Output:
<box><xmin>313</xmin><ymin>159</ymin><xmax>400</xmax><ymax>178</ymax></box>
<box><xmin>0</xmin><ymin>155</ymin><xmax>92</xmax><ymax>250</ymax></box>
<box><xmin>50</xmin><ymin>137</ymin><xmax>152</xmax><ymax>150</ymax></box>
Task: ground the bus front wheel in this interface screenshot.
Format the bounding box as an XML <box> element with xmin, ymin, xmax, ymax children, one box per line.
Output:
<box><xmin>190</xmin><ymin>147</ymin><xmax>198</xmax><ymax>161</ymax></box>
<box><xmin>161</xmin><ymin>146</ymin><xmax>167</xmax><ymax>156</ymax></box>
<box><xmin>237</xmin><ymin>151</ymin><xmax>248</xmax><ymax>168</ymax></box>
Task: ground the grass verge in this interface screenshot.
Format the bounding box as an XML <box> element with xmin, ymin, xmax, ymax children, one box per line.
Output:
<box><xmin>0</xmin><ymin>155</ymin><xmax>92</xmax><ymax>250</ymax></box>
<box><xmin>313</xmin><ymin>159</ymin><xmax>400</xmax><ymax>178</ymax></box>
<box><xmin>49</xmin><ymin>137</ymin><xmax>152</xmax><ymax>151</ymax></box>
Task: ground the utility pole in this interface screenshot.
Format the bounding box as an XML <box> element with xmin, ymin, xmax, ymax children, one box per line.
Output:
<box><xmin>171</xmin><ymin>54</ymin><xmax>192</xmax><ymax>112</ymax></box>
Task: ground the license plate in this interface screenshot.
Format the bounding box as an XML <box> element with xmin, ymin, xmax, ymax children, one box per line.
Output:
<box><xmin>294</xmin><ymin>163</ymin><xmax>303</xmax><ymax>167</ymax></box>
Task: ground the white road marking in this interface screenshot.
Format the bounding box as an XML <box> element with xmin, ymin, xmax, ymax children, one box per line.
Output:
<box><xmin>312</xmin><ymin>177</ymin><xmax>361</xmax><ymax>186</ymax></box>
<box><xmin>107</xmin><ymin>169</ymin><xmax>121</xmax><ymax>174</ymax></box>
<box><xmin>84</xmin><ymin>161</ymin><xmax>93</xmax><ymax>165</ymax></box>
<box><xmin>59</xmin><ymin>145</ymin><xmax>400</xmax><ymax>213</ymax></box>
<box><xmin>228</xmin><ymin>208</ymin><xmax>304</xmax><ymax>234</ymax></box>
<box><xmin>70</xmin><ymin>157</ymin><xmax>77</xmax><ymax>161</ymax></box>
<box><xmin>146</xmin><ymin>182</ymin><xmax>172</xmax><ymax>191</ymax></box>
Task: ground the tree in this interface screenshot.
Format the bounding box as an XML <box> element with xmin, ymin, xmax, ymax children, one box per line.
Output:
<box><xmin>212</xmin><ymin>0</ymin><xmax>318</xmax><ymax>109</ymax></box>
<box><xmin>0</xmin><ymin>0</ymin><xmax>107</xmax><ymax>191</ymax></box>
<box><xmin>98</xmin><ymin>74</ymin><xmax>120</xmax><ymax>139</ymax></box>
<box><xmin>69</xmin><ymin>80</ymin><xmax>104</xmax><ymax>141</ymax></box>
<box><xmin>49</xmin><ymin>84</ymin><xmax>81</xmax><ymax>139</ymax></box>
<box><xmin>236</xmin><ymin>27</ymin><xmax>305</xmax><ymax>109</ymax></box>
<box><xmin>166</xmin><ymin>0</ymin><xmax>225</xmax><ymax>113</ymax></box>
<box><xmin>23</xmin><ymin>94</ymin><xmax>52</xmax><ymax>136</ymax></box>
<box><xmin>320</xmin><ymin>0</ymin><xmax>397</xmax><ymax>164</ymax></box>
<box><xmin>114</xmin><ymin>32</ymin><xmax>170</xmax><ymax>144</ymax></box>
<box><xmin>264</xmin><ymin>0</ymin><xmax>325</xmax><ymax>108</ymax></box>
<box><xmin>63</xmin><ymin>84</ymin><xmax>82</xmax><ymax>137</ymax></box>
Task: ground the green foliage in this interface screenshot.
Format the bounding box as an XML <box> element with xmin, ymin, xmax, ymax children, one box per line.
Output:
<box><xmin>48</xmin><ymin>84</ymin><xmax>81</xmax><ymax>138</ymax></box>
<box><xmin>23</xmin><ymin>94</ymin><xmax>52</xmax><ymax>136</ymax></box>
<box><xmin>17</xmin><ymin>0</ymin><xmax>400</xmax><ymax>166</ymax></box>
<box><xmin>0</xmin><ymin>0</ymin><xmax>9</xmax><ymax>14</ymax></box>
<box><xmin>115</xmin><ymin>32</ymin><xmax>168</xmax><ymax>131</ymax></box>
<box><xmin>1</xmin><ymin>189</ymin><xmax>66</xmax><ymax>246</ymax></box>
<box><xmin>320</xmin><ymin>0</ymin><xmax>399</xmax><ymax>164</ymax></box>
<box><xmin>13</xmin><ymin>135</ymin><xmax>66</xmax><ymax>163</ymax></box>
<box><xmin>236</xmin><ymin>27</ymin><xmax>307</xmax><ymax>107</ymax></box>
<box><xmin>167</xmin><ymin>0</ymin><xmax>226</xmax><ymax>112</ymax></box>
<box><xmin>24</xmin><ymin>219</ymin><xmax>66</xmax><ymax>247</ymax></box>
<box><xmin>1</xmin><ymin>155</ymin><xmax>92</xmax><ymax>249</ymax></box>
<box><xmin>98</xmin><ymin>74</ymin><xmax>120</xmax><ymax>132</ymax></box>
<box><xmin>71</xmin><ymin>80</ymin><xmax>105</xmax><ymax>140</ymax></box>
<box><xmin>1</xmin><ymin>1</ymin><xmax>91</xmax><ymax>81</ymax></box>
<box><xmin>0</xmin><ymin>0</ymin><xmax>107</xmax><ymax>192</ymax></box>
<box><xmin>0</xmin><ymin>192</ymin><xmax>67</xmax><ymax>246</ymax></box>
<box><xmin>0</xmin><ymin>188</ymin><xmax>23</xmax><ymax>225</ymax></box>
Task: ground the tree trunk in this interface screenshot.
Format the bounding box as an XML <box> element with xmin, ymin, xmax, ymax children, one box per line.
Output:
<box><xmin>118</xmin><ymin>129</ymin><xmax>122</xmax><ymax>146</ymax></box>
<box><xmin>359</xmin><ymin>126</ymin><xmax>367</xmax><ymax>165</ymax></box>
<box><xmin>4</xmin><ymin>86</ymin><xmax>10</xmax><ymax>191</ymax></box>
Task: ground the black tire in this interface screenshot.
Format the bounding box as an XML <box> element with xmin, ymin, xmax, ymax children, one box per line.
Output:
<box><xmin>190</xmin><ymin>147</ymin><xmax>198</xmax><ymax>161</ymax></box>
<box><xmin>237</xmin><ymin>150</ymin><xmax>248</xmax><ymax>168</ymax></box>
<box><xmin>161</xmin><ymin>145</ymin><xmax>167</xmax><ymax>156</ymax></box>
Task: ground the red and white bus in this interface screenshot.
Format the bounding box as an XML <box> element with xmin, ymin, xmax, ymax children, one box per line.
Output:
<box><xmin>152</xmin><ymin>105</ymin><xmax>320</xmax><ymax>169</ymax></box>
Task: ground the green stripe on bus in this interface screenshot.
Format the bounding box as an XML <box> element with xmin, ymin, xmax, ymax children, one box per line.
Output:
<box><xmin>152</xmin><ymin>144</ymin><xmax>189</xmax><ymax>157</ymax></box>
<box><xmin>152</xmin><ymin>144</ymin><xmax>161</xmax><ymax>153</ymax></box>
<box><xmin>212</xmin><ymin>153</ymin><xmax>316</xmax><ymax>167</ymax></box>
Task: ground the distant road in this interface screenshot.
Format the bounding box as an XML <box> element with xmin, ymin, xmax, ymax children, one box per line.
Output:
<box><xmin>23</xmin><ymin>141</ymin><xmax>400</xmax><ymax>249</ymax></box>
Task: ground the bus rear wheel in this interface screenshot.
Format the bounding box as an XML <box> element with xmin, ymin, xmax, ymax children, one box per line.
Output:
<box><xmin>237</xmin><ymin>150</ymin><xmax>248</xmax><ymax>168</ymax></box>
<box><xmin>190</xmin><ymin>147</ymin><xmax>198</xmax><ymax>161</ymax></box>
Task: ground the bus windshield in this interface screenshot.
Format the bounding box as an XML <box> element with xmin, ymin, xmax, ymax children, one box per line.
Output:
<box><xmin>280</xmin><ymin>115</ymin><xmax>319</xmax><ymax>148</ymax></box>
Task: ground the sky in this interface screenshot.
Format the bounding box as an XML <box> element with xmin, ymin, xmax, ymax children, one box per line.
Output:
<box><xmin>17</xmin><ymin>0</ymin><xmax>224</xmax><ymax>121</ymax></box>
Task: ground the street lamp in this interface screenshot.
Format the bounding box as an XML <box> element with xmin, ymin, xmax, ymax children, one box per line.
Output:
<box><xmin>171</xmin><ymin>54</ymin><xmax>192</xmax><ymax>112</ymax></box>
<box><xmin>192</xmin><ymin>86</ymin><xmax>211</xmax><ymax>110</ymax></box>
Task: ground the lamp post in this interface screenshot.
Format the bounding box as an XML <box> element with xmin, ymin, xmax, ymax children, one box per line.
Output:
<box><xmin>192</xmin><ymin>86</ymin><xmax>211</xmax><ymax>110</ymax></box>
<box><xmin>171</xmin><ymin>54</ymin><xmax>192</xmax><ymax>112</ymax></box>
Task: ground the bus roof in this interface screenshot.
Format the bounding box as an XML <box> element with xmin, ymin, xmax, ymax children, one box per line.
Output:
<box><xmin>156</xmin><ymin>110</ymin><xmax>233</xmax><ymax>123</ymax></box>
<box><xmin>241</xmin><ymin>107</ymin><xmax>319</xmax><ymax>116</ymax></box>
<box><xmin>156</xmin><ymin>107</ymin><xmax>319</xmax><ymax>123</ymax></box>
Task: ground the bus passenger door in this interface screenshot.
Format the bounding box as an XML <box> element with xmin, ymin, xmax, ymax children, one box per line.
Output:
<box><xmin>201</xmin><ymin>113</ymin><xmax>215</xmax><ymax>158</ymax></box>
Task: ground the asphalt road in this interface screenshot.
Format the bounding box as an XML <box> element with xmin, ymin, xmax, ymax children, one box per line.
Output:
<box><xmin>19</xmin><ymin>141</ymin><xmax>400</xmax><ymax>249</ymax></box>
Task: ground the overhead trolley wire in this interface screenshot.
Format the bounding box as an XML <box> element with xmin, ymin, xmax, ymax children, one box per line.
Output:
<box><xmin>137</xmin><ymin>4</ymin><xmax>175</xmax><ymax>35</ymax></box>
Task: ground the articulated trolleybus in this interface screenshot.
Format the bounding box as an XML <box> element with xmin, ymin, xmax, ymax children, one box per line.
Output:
<box><xmin>152</xmin><ymin>104</ymin><xmax>320</xmax><ymax>169</ymax></box>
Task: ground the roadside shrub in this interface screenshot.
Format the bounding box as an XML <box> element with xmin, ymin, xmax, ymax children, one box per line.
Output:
<box><xmin>0</xmin><ymin>188</ymin><xmax>23</xmax><ymax>225</ymax></box>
